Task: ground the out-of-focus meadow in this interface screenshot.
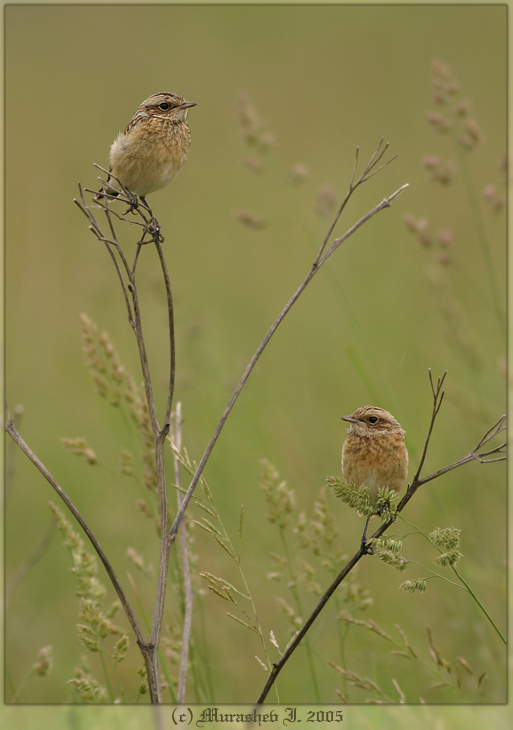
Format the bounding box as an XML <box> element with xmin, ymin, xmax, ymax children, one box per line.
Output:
<box><xmin>5</xmin><ymin>2</ymin><xmax>506</xmax><ymax>715</ymax></box>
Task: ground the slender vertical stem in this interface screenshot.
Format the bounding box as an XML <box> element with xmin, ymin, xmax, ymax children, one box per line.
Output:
<box><xmin>155</xmin><ymin>239</ymin><xmax>176</xmax><ymax>428</ymax></box>
<box><xmin>172</xmin><ymin>404</ymin><xmax>194</xmax><ymax>703</ymax></box>
<box><xmin>145</xmin><ymin>431</ymin><xmax>170</xmax><ymax>704</ymax></box>
<box><xmin>129</xmin><ymin>281</ymin><xmax>160</xmax><ymax>435</ymax></box>
<box><xmin>451</xmin><ymin>566</ymin><xmax>505</xmax><ymax>644</ymax></box>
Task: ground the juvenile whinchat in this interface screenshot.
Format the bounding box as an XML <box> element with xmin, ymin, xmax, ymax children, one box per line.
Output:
<box><xmin>341</xmin><ymin>406</ymin><xmax>408</xmax><ymax>550</ymax></box>
<box><xmin>95</xmin><ymin>92</ymin><xmax>196</xmax><ymax>207</ymax></box>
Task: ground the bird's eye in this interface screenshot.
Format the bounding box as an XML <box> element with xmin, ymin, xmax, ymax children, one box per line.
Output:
<box><xmin>159</xmin><ymin>102</ymin><xmax>169</xmax><ymax>110</ymax></box>
<box><xmin>368</xmin><ymin>416</ymin><xmax>378</xmax><ymax>424</ymax></box>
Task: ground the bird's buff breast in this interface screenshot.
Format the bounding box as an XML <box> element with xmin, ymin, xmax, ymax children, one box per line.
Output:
<box><xmin>342</xmin><ymin>431</ymin><xmax>408</xmax><ymax>500</ymax></box>
<box><xmin>109</xmin><ymin>119</ymin><xmax>190</xmax><ymax>196</ymax></box>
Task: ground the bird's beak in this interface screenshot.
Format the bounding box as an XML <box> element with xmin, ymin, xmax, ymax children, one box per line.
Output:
<box><xmin>180</xmin><ymin>101</ymin><xmax>197</xmax><ymax>109</ymax></box>
<box><xmin>341</xmin><ymin>415</ymin><xmax>358</xmax><ymax>424</ymax></box>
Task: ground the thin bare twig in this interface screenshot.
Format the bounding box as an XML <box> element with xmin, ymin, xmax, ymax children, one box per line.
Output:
<box><xmin>5</xmin><ymin>404</ymin><xmax>145</xmax><ymax>647</ymax></box>
<box><xmin>318</xmin><ymin>183</ymin><xmax>409</xmax><ymax>267</ymax></box>
<box><xmin>404</xmin><ymin>413</ymin><xmax>506</xmax><ymax>496</ymax></box>
<box><xmin>74</xmin><ymin>184</ymin><xmax>134</xmax><ymax>321</ymax></box>
<box><xmin>6</xmin><ymin>403</ymin><xmax>24</xmax><ymax>498</ymax></box>
<box><xmin>411</xmin><ymin>369</ymin><xmax>447</xmax><ymax>484</ymax></box>
<box><xmin>314</xmin><ymin>138</ymin><xmax>398</xmax><ymax>264</ymax></box>
<box><xmin>168</xmin><ymin>142</ymin><xmax>408</xmax><ymax>547</ymax></box>
<box><xmin>255</xmin><ymin>372</ymin><xmax>505</xmax><ymax>704</ymax></box>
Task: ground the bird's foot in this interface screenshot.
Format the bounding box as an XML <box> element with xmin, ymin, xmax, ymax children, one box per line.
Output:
<box><xmin>122</xmin><ymin>190</ymin><xmax>140</xmax><ymax>216</ymax></box>
<box><xmin>360</xmin><ymin>538</ymin><xmax>375</xmax><ymax>556</ymax></box>
<box><xmin>138</xmin><ymin>216</ymin><xmax>164</xmax><ymax>245</ymax></box>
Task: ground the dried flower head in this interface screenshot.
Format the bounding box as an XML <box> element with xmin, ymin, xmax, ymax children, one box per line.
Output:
<box><xmin>315</xmin><ymin>184</ymin><xmax>337</xmax><ymax>217</ymax></box>
<box><xmin>233</xmin><ymin>209</ymin><xmax>266</xmax><ymax>229</ymax></box>
<box><xmin>289</xmin><ymin>163</ymin><xmax>309</xmax><ymax>185</ymax></box>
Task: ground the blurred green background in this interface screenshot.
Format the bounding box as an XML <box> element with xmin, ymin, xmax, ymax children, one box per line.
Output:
<box><xmin>4</xmin><ymin>1</ymin><xmax>507</xmax><ymax>724</ymax></box>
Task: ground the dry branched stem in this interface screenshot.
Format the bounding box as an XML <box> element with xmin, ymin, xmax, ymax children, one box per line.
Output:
<box><xmin>75</xmin><ymin>172</ymin><xmax>182</xmax><ymax>700</ymax></box>
<box><xmin>168</xmin><ymin>140</ymin><xmax>409</xmax><ymax>551</ymax></box>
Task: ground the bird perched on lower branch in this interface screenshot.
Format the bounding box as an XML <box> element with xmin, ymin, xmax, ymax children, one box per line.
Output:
<box><xmin>341</xmin><ymin>406</ymin><xmax>408</xmax><ymax>551</ymax></box>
